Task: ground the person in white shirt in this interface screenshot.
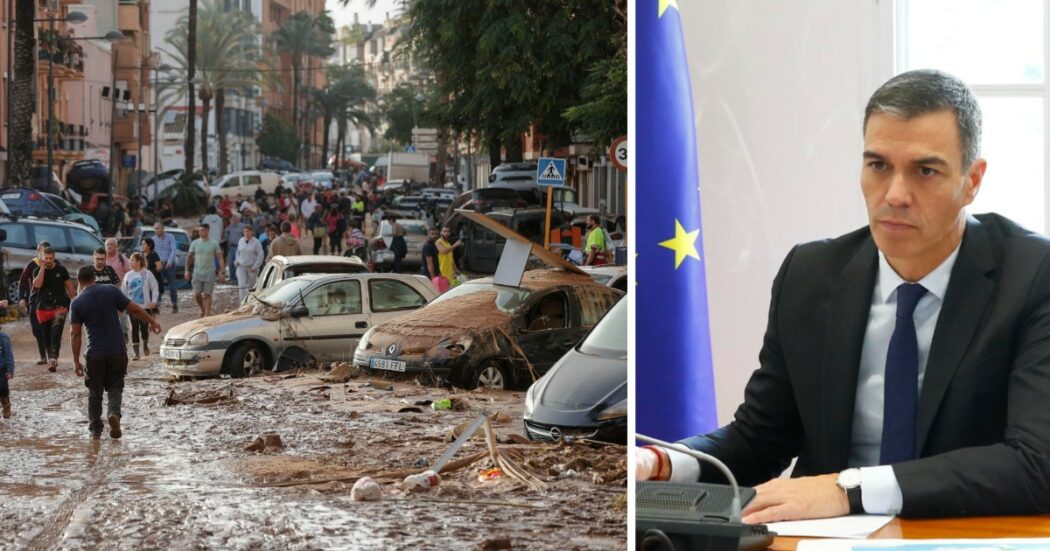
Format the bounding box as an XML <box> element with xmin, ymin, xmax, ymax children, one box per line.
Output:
<box><xmin>301</xmin><ymin>192</ymin><xmax>318</xmax><ymax>223</ymax></box>
<box><xmin>121</xmin><ymin>253</ymin><xmax>158</xmax><ymax>360</ymax></box>
<box><xmin>234</xmin><ymin>225</ymin><xmax>264</xmax><ymax>302</ymax></box>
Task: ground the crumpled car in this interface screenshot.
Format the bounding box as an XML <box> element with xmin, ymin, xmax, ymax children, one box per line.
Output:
<box><xmin>161</xmin><ymin>273</ymin><xmax>437</xmax><ymax>378</ymax></box>
<box><xmin>353</xmin><ymin>269</ymin><xmax>623</xmax><ymax>390</ymax></box>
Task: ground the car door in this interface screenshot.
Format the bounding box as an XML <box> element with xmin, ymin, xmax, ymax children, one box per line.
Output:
<box><xmin>365</xmin><ymin>277</ymin><xmax>430</xmax><ymax>327</ymax></box>
<box><xmin>283</xmin><ymin>279</ymin><xmax>367</xmax><ymax>361</ymax></box>
<box><xmin>513</xmin><ymin>290</ymin><xmax>581</xmax><ymax>377</ymax></box>
<box><xmin>242</xmin><ymin>173</ymin><xmax>262</xmax><ymax>197</ymax></box>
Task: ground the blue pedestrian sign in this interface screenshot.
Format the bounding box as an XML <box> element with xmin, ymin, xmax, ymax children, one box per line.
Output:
<box><xmin>536</xmin><ymin>157</ymin><xmax>566</xmax><ymax>186</ymax></box>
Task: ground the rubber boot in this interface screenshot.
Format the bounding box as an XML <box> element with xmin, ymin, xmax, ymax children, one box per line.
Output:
<box><xmin>1</xmin><ymin>396</ymin><xmax>11</xmax><ymax>419</ymax></box>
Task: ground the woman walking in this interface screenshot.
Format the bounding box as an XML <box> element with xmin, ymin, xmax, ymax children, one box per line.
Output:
<box><xmin>308</xmin><ymin>209</ymin><xmax>325</xmax><ymax>255</ymax></box>
<box><xmin>327</xmin><ymin>207</ymin><xmax>345</xmax><ymax>255</ymax></box>
<box><xmin>121</xmin><ymin>253</ymin><xmax>159</xmax><ymax>359</ymax></box>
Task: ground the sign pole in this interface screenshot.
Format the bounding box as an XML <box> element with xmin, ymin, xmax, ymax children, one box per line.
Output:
<box><xmin>543</xmin><ymin>185</ymin><xmax>553</xmax><ymax>249</ymax></box>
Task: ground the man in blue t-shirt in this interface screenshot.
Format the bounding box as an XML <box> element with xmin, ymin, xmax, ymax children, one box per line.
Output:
<box><xmin>69</xmin><ymin>266</ymin><xmax>161</xmax><ymax>440</ymax></box>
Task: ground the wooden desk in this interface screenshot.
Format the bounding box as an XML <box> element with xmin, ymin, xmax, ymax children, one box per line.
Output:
<box><xmin>771</xmin><ymin>516</ymin><xmax>1050</xmax><ymax>550</ymax></box>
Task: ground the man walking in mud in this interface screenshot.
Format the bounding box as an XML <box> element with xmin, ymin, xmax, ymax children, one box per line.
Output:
<box><xmin>70</xmin><ymin>267</ymin><xmax>161</xmax><ymax>439</ymax></box>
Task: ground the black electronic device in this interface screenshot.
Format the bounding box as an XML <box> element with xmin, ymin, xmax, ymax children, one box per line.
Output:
<box><xmin>635</xmin><ymin>481</ymin><xmax>775</xmax><ymax>551</ymax></box>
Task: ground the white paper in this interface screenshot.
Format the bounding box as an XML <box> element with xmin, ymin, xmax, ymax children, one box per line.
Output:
<box><xmin>767</xmin><ymin>515</ymin><xmax>895</xmax><ymax>539</ymax></box>
<box><xmin>798</xmin><ymin>538</ymin><xmax>1050</xmax><ymax>551</ymax></box>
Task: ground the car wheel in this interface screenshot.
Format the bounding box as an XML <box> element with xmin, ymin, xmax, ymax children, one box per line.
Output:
<box><xmin>470</xmin><ymin>361</ymin><xmax>509</xmax><ymax>391</ymax></box>
<box><xmin>6</xmin><ymin>271</ymin><xmax>20</xmax><ymax>303</ymax></box>
<box><xmin>227</xmin><ymin>342</ymin><xmax>266</xmax><ymax>378</ymax></box>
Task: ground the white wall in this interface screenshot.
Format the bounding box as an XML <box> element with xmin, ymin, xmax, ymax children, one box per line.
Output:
<box><xmin>677</xmin><ymin>0</ymin><xmax>894</xmax><ymax>423</ymax></box>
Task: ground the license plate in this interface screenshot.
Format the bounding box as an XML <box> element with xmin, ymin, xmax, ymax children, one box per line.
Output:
<box><xmin>370</xmin><ymin>358</ymin><xmax>406</xmax><ymax>372</ymax></box>
<box><xmin>162</xmin><ymin>349</ymin><xmax>181</xmax><ymax>360</ymax></box>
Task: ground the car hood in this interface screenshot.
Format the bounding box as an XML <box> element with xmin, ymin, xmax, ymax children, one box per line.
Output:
<box><xmin>166</xmin><ymin>310</ymin><xmax>272</xmax><ymax>341</ymax></box>
<box><xmin>528</xmin><ymin>348</ymin><xmax>626</xmax><ymax>420</ymax></box>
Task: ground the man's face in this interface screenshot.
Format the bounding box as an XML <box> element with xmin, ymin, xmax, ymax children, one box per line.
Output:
<box><xmin>93</xmin><ymin>253</ymin><xmax>106</xmax><ymax>270</ymax></box>
<box><xmin>200</xmin><ymin>226</ymin><xmax>209</xmax><ymax>239</ymax></box>
<box><xmin>428</xmin><ymin>229</ymin><xmax>438</xmax><ymax>241</ymax></box>
<box><xmin>243</xmin><ymin>227</ymin><xmax>252</xmax><ymax>239</ymax></box>
<box><xmin>43</xmin><ymin>253</ymin><xmax>55</xmax><ymax>268</ymax></box>
<box><xmin>441</xmin><ymin>227</ymin><xmax>451</xmax><ymax>240</ymax></box>
<box><xmin>154</xmin><ymin>224</ymin><xmax>164</xmax><ymax>236</ymax></box>
<box><xmin>105</xmin><ymin>241</ymin><xmax>116</xmax><ymax>255</ymax></box>
<box><xmin>861</xmin><ymin>110</ymin><xmax>986</xmax><ymax>269</ymax></box>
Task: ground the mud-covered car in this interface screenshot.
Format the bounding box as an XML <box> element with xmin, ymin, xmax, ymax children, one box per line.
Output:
<box><xmin>246</xmin><ymin>254</ymin><xmax>369</xmax><ymax>304</ymax></box>
<box><xmin>161</xmin><ymin>273</ymin><xmax>437</xmax><ymax>378</ymax></box>
<box><xmin>353</xmin><ymin>270</ymin><xmax>622</xmax><ymax>390</ymax></box>
<box><xmin>523</xmin><ymin>297</ymin><xmax>626</xmax><ymax>443</ymax></box>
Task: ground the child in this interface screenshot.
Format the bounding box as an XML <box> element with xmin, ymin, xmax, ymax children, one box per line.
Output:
<box><xmin>0</xmin><ymin>300</ymin><xmax>14</xmax><ymax>418</ymax></box>
<box><xmin>121</xmin><ymin>254</ymin><xmax>159</xmax><ymax>360</ymax></box>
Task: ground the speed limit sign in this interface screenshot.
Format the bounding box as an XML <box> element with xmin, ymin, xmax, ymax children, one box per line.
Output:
<box><xmin>610</xmin><ymin>135</ymin><xmax>627</xmax><ymax>173</ymax></box>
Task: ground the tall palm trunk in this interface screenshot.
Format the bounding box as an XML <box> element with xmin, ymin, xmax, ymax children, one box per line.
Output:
<box><xmin>199</xmin><ymin>91</ymin><xmax>211</xmax><ymax>174</ymax></box>
<box><xmin>291</xmin><ymin>56</ymin><xmax>300</xmax><ymax>143</ymax></box>
<box><xmin>9</xmin><ymin>0</ymin><xmax>37</xmax><ymax>186</ymax></box>
<box><xmin>185</xmin><ymin>0</ymin><xmax>198</xmax><ymax>177</ymax></box>
<box><xmin>336</xmin><ymin>117</ymin><xmax>347</xmax><ymax>168</ymax></box>
<box><xmin>320</xmin><ymin>114</ymin><xmax>331</xmax><ymax>168</ymax></box>
<box><xmin>215</xmin><ymin>88</ymin><xmax>227</xmax><ymax>175</ymax></box>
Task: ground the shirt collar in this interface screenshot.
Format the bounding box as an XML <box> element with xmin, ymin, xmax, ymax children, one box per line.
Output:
<box><xmin>876</xmin><ymin>240</ymin><xmax>962</xmax><ymax>305</ymax></box>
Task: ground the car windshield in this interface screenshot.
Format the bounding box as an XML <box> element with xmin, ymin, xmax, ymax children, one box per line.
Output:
<box><xmin>578</xmin><ymin>298</ymin><xmax>626</xmax><ymax>358</ymax></box>
<box><xmin>46</xmin><ymin>195</ymin><xmax>77</xmax><ymax>213</ymax></box>
<box><xmin>429</xmin><ymin>282</ymin><xmax>533</xmax><ymax>315</ymax></box>
<box><xmin>244</xmin><ymin>277</ymin><xmax>314</xmax><ymax>308</ymax></box>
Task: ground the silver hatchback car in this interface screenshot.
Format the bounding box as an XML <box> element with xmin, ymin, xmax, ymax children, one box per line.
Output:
<box><xmin>161</xmin><ymin>273</ymin><xmax>438</xmax><ymax>378</ymax></box>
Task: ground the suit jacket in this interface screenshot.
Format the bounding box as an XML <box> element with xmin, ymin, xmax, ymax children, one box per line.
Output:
<box><xmin>684</xmin><ymin>214</ymin><xmax>1050</xmax><ymax>517</ymax></box>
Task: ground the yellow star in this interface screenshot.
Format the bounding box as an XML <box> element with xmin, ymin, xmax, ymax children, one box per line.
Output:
<box><xmin>659</xmin><ymin>219</ymin><xmax>701</xmax><ymax>269</ymax></box>
<box><xmin>659</xmin><ymin>0</ymin><xmax>679</xmax><ymax>17</ymax></box>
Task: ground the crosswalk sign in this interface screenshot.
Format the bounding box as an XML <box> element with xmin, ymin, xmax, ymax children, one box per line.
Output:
<box><xmin>536</xmin><ymin>157</ymin><xmax>566</xmax><ymax>186</ymax></box>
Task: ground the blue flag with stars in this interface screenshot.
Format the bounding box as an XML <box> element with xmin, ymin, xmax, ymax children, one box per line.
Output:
<box><xmin>637</xmin><ymin>0</ymin><xmax>717</xmax><ymax>441</ymax></box>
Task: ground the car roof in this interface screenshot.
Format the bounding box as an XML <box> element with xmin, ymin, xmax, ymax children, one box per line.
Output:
<box><xmin>579</xmin><ymin>265</ymin><xmax>627</xmax><ymax>277</ymax></box>
<box><xmin>284</xmin><ymin>272</ymin><xmax>422</xmax><ymax>284</ymax></box>
<box><xmin>467</xmin><ymin>269</ymin><xmax>598</xmax><ymax>292</ymax></box>
<box><xmin>143</xmin><ymin>226</ymin><xmax>190</xmax><ymax>235</ymax></box>
<box><xmin>2</xmin><ymin>216</ymin><xmax>93</xmax><ymax>232</ymax></box>
<box><xmin>269</xmin><ymin>254</ymin><xmax>366</xmax><ymax>266</ymax></box>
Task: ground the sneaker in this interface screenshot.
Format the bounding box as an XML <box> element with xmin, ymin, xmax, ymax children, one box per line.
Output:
<box><xmin>108</xmin><ymin>415</ymin><xmax>122</xmax><ymax>439</ymax></box>
<box><xmin>36</xmin><ymin>359</ymin><xmax>47</xmax><ymax>365</ymax></box>
<box><xmin>48</xmin><ymin>359</ymin><xmax>57</xmax><ymax>373</ymax></box>
<box><xmin>132</xmin><ymin>353</ymin><xmax>140</xmax><ymax>361</ymax></box>
<box><xmin>172</xmin><ymin>305</ymin><xmax>179</xmax><ymax>314</ymax></box>
<box><xmin>143</xmin><ymin>345</ymin><xmax>150</xmax><ymax>356</ymax></box>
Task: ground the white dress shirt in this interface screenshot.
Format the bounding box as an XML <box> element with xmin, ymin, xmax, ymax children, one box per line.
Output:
<box><xmin>668</xmin><ymin>242</ymin><xmax>962</xmax><ymax>516</ymax></box>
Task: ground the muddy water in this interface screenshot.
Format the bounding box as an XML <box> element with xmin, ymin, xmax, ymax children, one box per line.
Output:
<box><xmin>0</xmin><ymin>361</ymin><xmax>626</xmax><ymax>550</ymax></box>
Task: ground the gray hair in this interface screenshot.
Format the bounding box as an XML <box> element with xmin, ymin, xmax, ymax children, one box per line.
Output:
<box><xmin>864</xmin><ymin>69</ymin><xmax>982</xmax><ymax>168</ymax></box>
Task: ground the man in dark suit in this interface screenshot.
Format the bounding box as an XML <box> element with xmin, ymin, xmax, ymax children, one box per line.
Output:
<box><xmin>637</xmin><ymin>69</ymin><xmax>1050</xmax><ymax>521</ymax></box>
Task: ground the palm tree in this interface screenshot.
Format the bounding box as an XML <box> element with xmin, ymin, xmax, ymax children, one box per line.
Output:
<box><xmin>309</xmin><ymin>64</ymin><xmax>376</xmax><ymax>165</ymax></box>
<box><xmin>163</xmin><ymin>0</ymin><xmax>275</xmax><ymax>175</ymax></box>
<box><xmin>185</xmin><ymin>0</ymin><xmax>198</xmax><ymax>178</ymax></box>
<box><xmin>271</xmin><ymin>11</ymin><xmax>334</xmax><ymax>168</ymax></box>
<box><xmin>9</xmin><ymin>0</ymin><xmax>38</xmax><ymax>186</ymax></box>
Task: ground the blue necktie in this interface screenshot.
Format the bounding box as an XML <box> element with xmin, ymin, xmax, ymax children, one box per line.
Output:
<box><xmin>880</xmin><ymin>282</ymin><xmax>928</xmax><ymax>465</ymax></box>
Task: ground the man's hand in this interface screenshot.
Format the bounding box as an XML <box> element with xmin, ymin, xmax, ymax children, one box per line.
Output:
<box><xmin>184</xmin><ymin>270</ymin><xmax>190</xmax><ymax>280</ymax></box>
<box><xmin>149</xmin><ymin>319</ymin><xmax>162</xmax><ymax>334</ymax></box>
<box><xmin>741</xmin><ymin>474</ymin><xmax>849</xmax><ymax>524</ymax></box>
<box><xmin>73</xmin><ymin>360</ymin><xmax>84</xmax><ymax>378</ymax></box>
<box><xmin>5</xmin><ymin>372</ymin><xmax>13</xmax><ymax>380</ymax></box>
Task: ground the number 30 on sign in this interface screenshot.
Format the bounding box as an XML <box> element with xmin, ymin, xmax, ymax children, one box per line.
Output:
<box><xmin>610</xmin><ymin>135</ymin><xmax>627</xmax><ymax>173</ymax></box>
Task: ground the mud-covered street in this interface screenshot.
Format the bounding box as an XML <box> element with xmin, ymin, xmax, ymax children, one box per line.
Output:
<box><xmin>0</xmin><ymin>286</ymin><xmax>626</xmax><ymax>550</ymax></box>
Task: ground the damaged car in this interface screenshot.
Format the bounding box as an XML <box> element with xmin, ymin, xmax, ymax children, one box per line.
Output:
<box><xmin>523</xmin><ymin>296</ymin><xmax>626</xmax><ymax>443</ymax></box>
<box><xmin>353</xmin><ymin>269</ymin><xmax>622</xmax><ymax>390</ymax></box>
<box><xmin>161</xmin><ymin>273</ymin><xmax>437</xmax><ymax>378</ymax></box>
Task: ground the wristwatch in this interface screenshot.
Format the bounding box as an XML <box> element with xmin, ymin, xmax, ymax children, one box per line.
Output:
<box><xmin>836</xmin><ymin>468</ymin><xmax>864</xmax><ymax>515</ymax></box>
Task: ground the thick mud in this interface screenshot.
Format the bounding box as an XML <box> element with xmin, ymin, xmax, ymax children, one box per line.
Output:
<box><xmin>0</xmin><ymin>285</ymin><xmax>626</xmax><ymax>550</ymax></box>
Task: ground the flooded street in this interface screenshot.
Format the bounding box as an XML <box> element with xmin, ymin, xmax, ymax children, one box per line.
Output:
<box><xmin>0</xmin><ymin>287</ymin><xmax>626</xmax><ymax>550</ymax></box>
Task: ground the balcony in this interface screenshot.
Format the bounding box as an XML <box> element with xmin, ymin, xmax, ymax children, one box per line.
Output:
<box><xmin>118</xmin><ymin>3</ymin><xmax>142</xmax><ymax>35</ymax></box>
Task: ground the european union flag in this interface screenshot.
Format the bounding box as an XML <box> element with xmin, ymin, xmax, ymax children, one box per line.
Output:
<box><xmin>637</xmin><ymin>0</ymin><xmax>717</xmax><ymax>441</ymax></box>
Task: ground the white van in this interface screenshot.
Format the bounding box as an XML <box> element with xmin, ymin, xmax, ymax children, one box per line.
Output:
<box><xmin>209</xmin><ymin>171</ymin><xmax>281</xmax><ymax>198</ymax></box>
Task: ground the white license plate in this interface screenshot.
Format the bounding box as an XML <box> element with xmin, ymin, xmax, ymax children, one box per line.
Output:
<box><xmin>370</xmin><ymin>358</ymin><xmax>406</xmax><ymax>372</ymax></box>
<box><xmin>162</xmin><ymin>349</ymin><xmax>181</xmax><ymax>360</ymax></box>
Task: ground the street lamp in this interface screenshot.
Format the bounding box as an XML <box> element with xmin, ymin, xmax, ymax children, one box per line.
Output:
<box><xmin>38</xmin><ymin>10</ymin><xmax>89</xmax><ymax>189</ymax></box>
<box><xmin>42</xmin><ymin>25</ymin><xmax>122</xmax><ymax>191</ymax></box>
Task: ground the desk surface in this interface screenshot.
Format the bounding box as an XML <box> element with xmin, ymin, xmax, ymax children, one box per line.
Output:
<box><xmin>771</xmin><ymin>516</ymin><xmax>1050</xmax><ymax>550</ymax></box>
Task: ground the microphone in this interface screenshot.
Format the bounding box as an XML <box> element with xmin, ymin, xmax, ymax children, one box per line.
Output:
<box><xmin>636</xmin><ymin>433</ymin><xmax>743</xmax><ymax>522</ymax></box>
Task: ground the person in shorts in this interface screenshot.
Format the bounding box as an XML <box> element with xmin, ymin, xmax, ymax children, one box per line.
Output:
<box><xmin>186</xmin><ymin>224</ymin><xmax>226</xmax><ymax>317</ymax></box>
